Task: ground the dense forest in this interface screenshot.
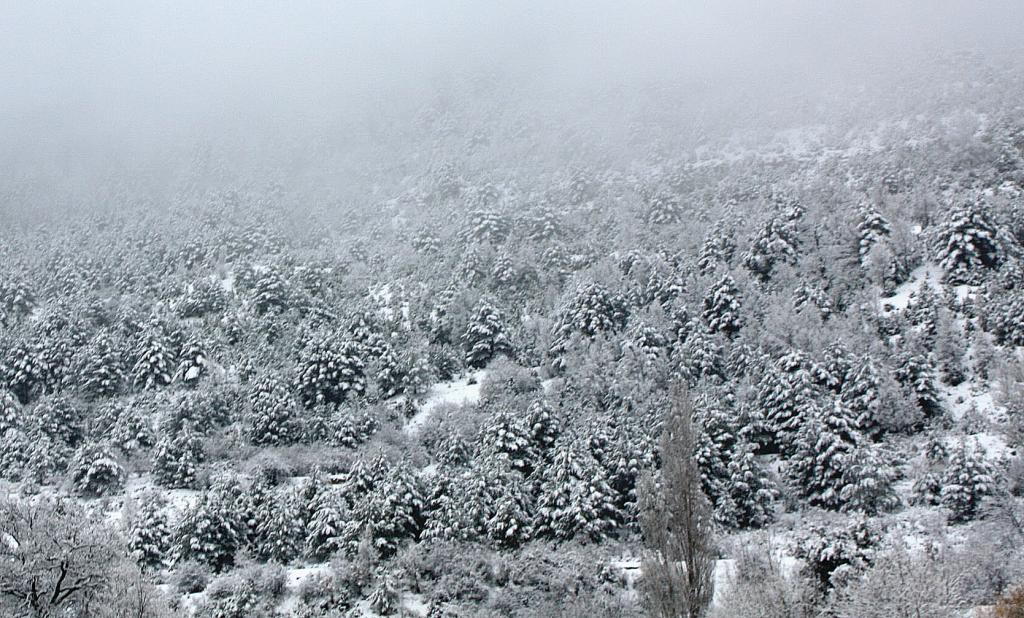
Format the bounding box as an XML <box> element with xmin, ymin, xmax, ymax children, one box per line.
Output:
<box><xmin>2</xmin><ymin>36</ymin><xmax>1024</xmax><ymax>618</ymax></box>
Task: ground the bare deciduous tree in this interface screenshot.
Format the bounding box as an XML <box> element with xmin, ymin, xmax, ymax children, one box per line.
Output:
<box><xmin>0</xmin><ymin>496</ymin><xmax>120</xmax><ymax>617</ymax></box>
<box><xmin>638</xmin><ymin>385</ymin><xmax>715</xmax><ymax>618</ymax></box>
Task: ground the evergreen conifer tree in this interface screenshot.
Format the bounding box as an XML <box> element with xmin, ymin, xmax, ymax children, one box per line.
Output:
<box><xmin>305</xmin><ymin>486</ymin><xmax>348</xmax><ymax>561</ymax></box>
<box><xmin>697</xmin><ymin>220</ymin><xmax>737</xmax><ymax>274</ymax></box>
<box><xmin>173</xmin><ymin>486</ymin><xmax>242</xmax><ymax>571</ymax></box>
<box><xmin>152</xmin><ymin>422</ymin><xmax>204</xmax><ymax>489</ymax></box>
<box><xmin>127</xmin><ymin>493</ymin><xmax>173</xmax><ymax>569</ymax></box>
<box><xmin>130</xmin><ymin>325</ymin><xmax>174</xmax><ymax>390</ymax></box>
<box><xmin>934</xmin><ymin>202</ymin><xmax>1003</xmax><ymax>284</ymax></box>
<box><xmin>461</xmin><ymin>299</ymin><xmax>512</xmax><ymax>369</ymax></box>
<box><xmin>940</xmin><ymin>441</ymin><xmax>996</xmax><ymax>523</ymax></box>
<box><xmin>534</xmin><ymin>437</ymin><xmax>621</xmax><ymax>541</ymax></box>
<box><xmin>701</xmin><ymin>275</ymin><xmax>744</xmax><ymax>336</ymax></box>
<box><xmin>246</xmin><ymin>374</ymin><xmax>299</xmax><ymax>446</ymax></box>
<box><xmin>295</xmin><ymin>335</ymin><xmax>366</xmax><ymax>407</ymax></box>
<box><xmin>857</xmin><ymin>206</ymin><xmax>892</xmax><ymax>266</ymax></box>
<box><xmin>78</xmin><ymin>332</ymin><xmax>126</xmax><ymax>399</ymax></box>
<box><xmin>69</xmin><ymin>441</ymin><xmax>126</xmax><ymax>497</ymax></box>
<box><xmin>756</xmin><ymin>351</ymin><xmax>821</xmax><ymax>454</ymax></box>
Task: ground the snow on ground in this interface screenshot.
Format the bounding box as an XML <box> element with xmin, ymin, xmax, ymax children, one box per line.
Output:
<box><xmin>401</xmin><ymin>593</ymin><xmax>428</xmax><ymax>617</ymax></box>
<box><xmin>941</xmin><ymin>381</ymin><xmax>1001</xmax><ymax>421</ymax></box>
<box><xmin>879</xmin><ymin>263</ymin><xmax>943</xmax><ymax>312</ymax></box>
<box><xmin>404</xmin><ymin>370</ymin><xmax>487</xmax><ymax>436</ymax></box>
<box><xmin>277</xmin><ymin>565</ymin><xmax>332</xmax><ymax>615</ymax></box>
<box><xmin>609</xmin><ymin>554</ymin><xmax>800</xmax><ymax>609</ymax></box>
<box><xmin>944</xmin><ymin>431</ymin><xmax>1013</xmax><ymax>461</ymax></box>
<box><xmin>219</xmin><ymin>273</ymin><xmax>235</xmax><ymax>293</ymax></box>
<box><xmin>342</xmin><ymin>593</ymin><xmax>427</xmax><ymax>618</ymax></box>
<box><xmin>418</xmin><ymin>462</ymin><xmax>439</xmax><ymax>478</ymax></box>
<box><xmin>123</xmin><ymin>474</ymin><xmax>201</xmax><ymax>515</ymax></box>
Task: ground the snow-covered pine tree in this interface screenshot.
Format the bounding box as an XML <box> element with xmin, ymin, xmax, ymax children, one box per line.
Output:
<box><xmin>250</xmin><ymin>267</ymin><xmax>289</xmax><ymax>314</ymax></box>
<box><xmin>368</xmin><ymin>574</ymin><xmax>400</xmax><ymax>616</ymax></box>
<box><xmin>1</xmin><ymin>340</ymin><xmax>48</xmax><ymax>404</ymax></box>
<box><xmin>373</xmin><ymin>344</ymin><xmax>405</xmax><ymax>399</ymax></box>
<box><xmin>697</xmin><ymin>220</ymin><xmax>737</xmax><ymax>274</ymax></box>
<box><xmin>330</xmin><ymin>405</ymin><xmax>379</xmax><ymax>448</ymax></box>
<box><xmin>622</xmin><ymin>321</ymin><xmax>670</xmax><ymax>372</ymax></box>
<box><xmin>892</xmin><ymin>350</ymin><xmax>942</xmax><ymax>419</ymax></box>
<box><xmin>585</xmin><ymin>419</ymin><xmax>655</xmax><ymax>519</ymax></box>
<box><xmin>295</xmin><ymin>334</ymin><xmax>366</xmax><ymax>407</ymax></box>
<box><xmin>533</xmin><ymin>437</ymin><xmax>622</xmax><ymax>541</ymax></box>
<box><xmin>940</xmin><ymin>440</ymin><xmax>996</xmax><ymax>523</ymax></box>
<box><xmin>152</xmin><ymin>422</ymin><xmax>204</xmax><ymax>489</ymax></box>
<box><xmin>399</xmin><ymin>347</ymin><xmax>434</xmax><ymax>397</ymax></box>
<box><xmin>485</xmin><ymin>461</ymin><xmax>534</xmax><ymax>549</ymax></box>
<box><xmin>786</xmin><ymin>400</ymin><xmax>897</xmax><ymax>514</ymax></box>
<box><xmin>459</xmin><ymin>209</ymin><xmax>511</xmax><ymax>245</ymax></box>
<box><xmin>701</xmin><ymin>274</ymin><xmax>744</xmax><ymax>336</ymax></box>
<box><xmin>693</xmin><ymin>411</ymin><xmax>730</xmax><ymax>515</ymax></box>
<box><xmin>173</xmin><ymin>486</ymin><xmax>243</xmax><ymax>571</ymax></box>
<box><xmin>906</xmin><ymin>283</ymin><xmax>940</xmax><ymax>342</ymax></box>
<box><xmin>979</xmin><ymin>264</ymin><xmax>1024</xmax><ymax>346</ymax></box>
<box><xmin>840</xmin><ymin>356</ymin><xmax>884</xmax><ymax>437</ymax></box>
<box><xmin>338</xmin><ymin>452</ymin><xmax>391</xmax><ymax>503</ymax></box>
<box><xmin>526</xmin><ymin>203</ymin><xmax>562</xmax><ymax>242</ymax></box>
<box><xmin>253</xmin><ymin>486</ymin><xmax>304</xmax><ymax>563</ymax></box>
<box><xmin>755</xmin><ymin>351</ymin><xmax>821</xmax><ymax>454</ymax></box>
<box><xmin>786</xmin><ymin>400</ymin><xmax>858</xmax><ymax>511</ymax></box>
<box><xmin>68</xmin><ymin>441</ymin><xmax>126</xmax><ymax>497</ymax></box>
<box><xmin>177</xmin><ymin>277</ymin><xmax>228</xmax><ymax>318</ymax></box>
<box><xmin>837</xmin><ymin>445</ymin><xmax>900</xmax><ymax>515</ymax></box>
<box><xmin>550</xmin><ymin>282</ymin><xmax>628</xmax><ymax>356</ymax></box>
<box><xmin>791</xmin><ymin>282</ymin><xmax>834</xmax><ymax>320</ymax></box>
<box><xmin>173</xmin><ymin>338</ymin><xmax>208</xmax><ymax>387</ymax></box>
<box><xmin>422</xmin><ymin>466</ymin><xmax>491</xmax><ymax>543</ymax></box>
<box><xmin>643</xmin><ymin>190</ymin><xmax>683</xmax><ymax>225</ymax></box>
<box><xmin>19</xmin><ymin>429</ymin><xmax>69</xmax><ymax>485</ymax></box>
<box><xmin>29</xmin><ymin>395</ymin><xmax>82</xmax><ymax>447</ymax></box>
<box><xmin>857</xmin><ymin>206</ymin><xmax>891</xmax><ymax>266</ymax></box>
<box><xmin>342</xmin><ymin>460</ymin><xmax>426</xmax><ymax>557</ymax></box>
<box><xmin>346</xmin><ymin>310</ymin><xmax>389</xmax><ymax>360</ymax></box>
<box><xmin>0</xmin><ymin>389</ymin><xmax>23</xmax><ymax>436</ymax></box>
<box><xmin>798</xmin><ymin>518</ymin><xmax>879</xmax><ymax>589</ymax></box>
<box><xmin>934</xmin><ymin>202</ymin><xmax>1004</xmax><ymax>285</ymax></box>
<box><xmin>673</xmin><ymin>322</ymin><xmax>723</xmax><ymax>385</ymax></box>
<box><xmin>305</xmin><ymin>486</ymin><xmax>348</xmax><ymax>561</ymax></box>
<box><xmin>461</xmin><ymin>299</ymin><xmax>512</xmax><ymax>369</ymax></box>
<box><xmin>742</xmin><ymin>214</ymin><xmax>800</xmax><ymax>281</ymax></box>
<box><xmin>236</xmin><ymin>476</ymin><xmax>273</xmax><ymax>550</ymax></box>
<box><xmin>78</xmin><ymin>331</ymin><xmax>126</xmax><ymax>399</ymax></box>
<box><xmin>525</xmin><ymin>398</ymin><xmax>560</xmax><ymax>455</ymax></box>
<box><xmin>246</xmin><ymin>373</ymin><xmax>299</xmax><ymax>446</ymax></box>
<box><xmin>0</xmin><ymin>426</ymin><xmax>32</xmax><ymax>481</ymax></box>
<box><xmin>567</xmin><ymin>167</ymin><xmax>593</xmax><ymax>205</ymax></box>
<box><xmin>0</xmin><ymin>277</ymin><xmax>35</xmax><ymax>325</ymax></box>
<box><xmin>719</xmin><ymin>441</ymin><xmax>777</xmax><ymax>529</ymax></box>
<box><xmin>478</xmin><ymin>409</ymin><xmax>536</xmax><ymax>476</ymax></box>
<box><xmin>127</xmin><ymin>492</ymin><xmax>172</xmax><ymax>569</ymax></box>
<box><xmin>107</xmin><ymin>399</ymin><xmax>155</xmax><ymax>455</ymax></box>
<box><xmin>817</xmin><ymin>340</ymin><xmax>852</xmax><ymax>393</ymax></box>
<box><xmin>130</xmin><ymin>324</ymin><xmax>174</xmax><ymax>390</ymax></box>
<box><xmin>691</xmin><ymin>395</ymin><xmax>776</xmax><ymax>528</ymax></box>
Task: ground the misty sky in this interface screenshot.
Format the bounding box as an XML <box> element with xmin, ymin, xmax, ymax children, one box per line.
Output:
<box><xmin>1</xmin><ymin>1</ymin><xmax>1022</xmax><ymax>180</ymax></box>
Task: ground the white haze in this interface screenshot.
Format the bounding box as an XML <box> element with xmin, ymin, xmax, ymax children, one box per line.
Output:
<box><xmin>1</xmin><ymin>1</ymin><xmax>1022</xmax><ymax>203</ymax></box>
